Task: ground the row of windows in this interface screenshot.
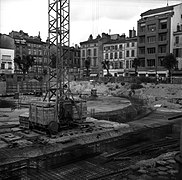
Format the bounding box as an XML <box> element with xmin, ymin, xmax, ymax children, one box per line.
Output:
<box><xmin>139</xmin><ymin>20</ymin><xmax>167</xmax><ymax>33</ymax></box>
<box><xmin>139</xmin><ymin>33</ymin><xmax>167</xmax><ymax>44</ymax></box>
<box><xmin>81</xmin><ymin>43</ymin><xmax>97</xmax><ymax>48</ymax></box>
<box><xmin>104</xmin><ymin>50</ymin><xmax>136</xmax><ymax>59</ymax></box>
<box><xmin>28</xmin><ymin>49</ymin><xmax>43</xmax><ymax>56</ymax></box>
<box><xmin>138</xmin><ymin>57</ymin><xmax>166</xmax><ymax>67</ymax></box>
<box><xmin>139</xmin><ymin>45</ymin><xmax>167</xmax><ymax>54</ymax></box>
<box><xmin>82</xmin><ymin>49</ymin><xmax>97</xmax><ymax>57</ymax></box>
<box><xmin>104</xmin><ymin>42</ymin><xmax>135</xmax><ymax>51</ymax></box>
<box><xmin>27</xmin><ymin>43</ymin><xmax>42</xmax><ymax>49</ymax></box>
<box><xmin>104</xmin><ymin>44</ymin><xmax>123</xmax><ymax>51</ymax></box>
<box><xmin>1</xmin><ymin>62</ymin><xmax>12</xmax><ymax>70</ymax></box>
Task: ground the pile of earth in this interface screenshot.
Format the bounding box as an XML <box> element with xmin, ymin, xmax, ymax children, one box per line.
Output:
<box><xmin>70</xmin><ymin>81</ymin><xmax>182</xmax><ymax>110</ymax></box>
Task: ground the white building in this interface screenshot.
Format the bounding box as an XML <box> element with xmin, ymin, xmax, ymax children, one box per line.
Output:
<box><xmin>0</xmin><ymin>34</ymin><xmax>15</xmax><ymax>75</ymax></box>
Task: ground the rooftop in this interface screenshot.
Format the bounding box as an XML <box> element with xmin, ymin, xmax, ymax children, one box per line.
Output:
<box><xmin>141</xmin><ymin>3</ymin><xmax>181</xmax><ymax>17</ymax></box>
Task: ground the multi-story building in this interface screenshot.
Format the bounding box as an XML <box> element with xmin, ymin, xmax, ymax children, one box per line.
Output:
<box><xmin>0</xmin><ymin>34</ymin><xmax>15</xmax><ymax>77</ymax></box>
<box><xmin>102</xmin><ymin>29</ymin><xmax>137</xmax><ymax>77</ymax></box>
<box><xmin>69</xmin><ymin>45</ymin><xmax>81</xmax><ymax>79</ymax></box>
<box><xmin>124</xmin><ymin>29</ymin><xmax>137</xmax><ymax>76</ymax></box>
<box><xmin>80</xmin><ymin>33</ymin><xmax>110</xmax><ymax>77</ymax></box>
<box><xmin>137</xmin><ymin>3</ymin><xmax>182</xmax><ymax>78</ymax></box>
<box><xmin>103</xmin><ymin>35</ymin><xmax>125</xmax><ymax>76</ymax></box>
<box><xmin>9</xmin><ymin>30</ymin><xmax>48</xmax><ymax>81</ymax></box>
<box><xmin>173</xmin><ymin>23</ymin><xmax>182</xmax><ymax>73</ymax></box>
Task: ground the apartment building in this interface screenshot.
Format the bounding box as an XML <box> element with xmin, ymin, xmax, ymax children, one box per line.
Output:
<box><xmin>0</xmin><ymin>34</ymin><xmax>15</xmax><ymax>76</ymax></box>
<box><xmin>137</xmin><ymin>3</ymin><xmax>182</xmax><ymax>77</ymax></box>
<box><xmin>80</xmin><ymin>33</ymin><xmax>110</xmax><ymax>77</ymax></box>
<box><xmin>103</xmin><ymin>36</ymin><xmax>125</xmax><ymax>76</ymax></box>
<box><xmin>9</xmin><ymin>30</ymin><xmax>48</xmax><ymax>81</ymax></box>
<box><xmin>173</xmin><ymin>24</ymin><xmax>182</xmax><ymax>73</ymax></box>
<box><xmin>102</xmin><ymin>29</ymin><xmax>137</xmax><ymax>77</ymax></box>
<box><xmin>124</xmin><ymin>29</ymin><xmax>137</xmax><ymax>76</ymax></box>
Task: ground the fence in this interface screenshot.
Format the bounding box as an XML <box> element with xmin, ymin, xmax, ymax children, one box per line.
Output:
<box><xmin>6</xmin><ymin>82</ymin><xmax>47</xmax><ymax>94</ymax></box>
<box><xmin>2</xmin><ymin>76</ymin><xmax>182</xmax><ymax>95</ymax></box>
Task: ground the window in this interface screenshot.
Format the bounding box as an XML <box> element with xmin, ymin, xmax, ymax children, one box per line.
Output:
<box><xmin>126</xmin><ymin>50</ymin><xmax>129</xmax><ymax>57</ymax></box>
<box><xmin>158</xmin><ymin>45</ymin><xmax>166</xmax><ymax>53</ymax></box>
<box><xmin>147</xmin><ymin>59</ymin><xmax>155</xmax><ymax>67</ymax></box>
<box><xmin>28</xmin><ymin>49</ymin><xmax>31</xmax><ymax>55</ymax></box>
<box><xmin>119</xmin><ymin>44</ymin><xmax>122</xmax><ymax>49</ymax></box>
<box><xmin>126</xmin><ymin>43</ymin><xmax>130</xmax><ymax>47</ymax></box>
<box><xmin>139</xmin><ymin>47</ymin><xmax>145</xmax><ymax>54</ymax></box>
<box><xmin>105</xmin><ymin>53</ymin><xmax>108</xmax><ymax>59</ymax></box>
<box><xmin>126</xmin><ymin>60</ymin><xmax>129</xmax><ymax>68</ymax></box>
<box><xmin>139</xmin><ymin>36</ymin><xmax>145</xmax><ymax>43</ymax></box>
<box><xmin>131</xmin><ymin>42</ymin><xmax>135</xmax><ymax>47</ymax></box>
<box><xmin>114</xmin><ymin>52</ymin><xmax>118</xmax><ymax>59</ymax></box>
<box><xmin>39</xmin><ymin>50</ymin><xmax>42</xmax><ymax>55</ymax></box>
<box><xmin>174</xmin><ymin>49</ymin><xmax>182</xmax><ymax>58</ymax></box>
<box><xmin>131</xmin><ymin>50</ymin><xmax>135</xmax><ymax>57</ymax></box>
<box><xmin>158</xmin><ymin>57</ymin><xmax>165</xmax><ymax>66</ymax></box>
<box><xmin>147</xmin><ymin>48</ymin><xmax>155</xmax><ymax>54</ymax></box>
<box><xmin>114</xmin><ymin>61</ymin><xmax>119</xmax><ymax>69</ymax></box>
<box><xmin>120</xmin><ymin>61</ymin><xmax>123</xmax><ymax>68</ymax></box>
<box><xmin>110</xmin><ymin>53</ymin><xmax>113</xmax><ymax>59</ymax></box>
<box><xmin>93</xmin><ymin>58</ymin><xmax>97</xmax><ymax>67</ymax></box>
<box><xmin>119</xmin><ymin>52</ymin><xmax>122</xmax><ymax>58</ymax></box>
<box><xmin>159</xmin><ymin>19</ymin><xmax>167</xmax><ymax>29</ymax></box>
<box><xmin>34</xmin><ymin>50</ymin><xmax>36</xmax><ymax>55</ymax></box>
<box><xmin>175</xmin><ymin>36</ymin><xmax>179</xmax><ymax>44</ymax></box>
<box><xmin>115</xmin><ymin>45</ymin><xmax>118</xmax><ymax>50</ymax></box>
<box><xmin>147</xmin><ymin>36</ymin><xmax>156</xmax><ymax>43</ymax></box>
<box><xmin>111</xmin><ymin>46</ymin><xmax>114</xmax><ymax>50</ymax></box>
<box><xmin>2</xmin><ymin>55</ymin><xmax>11</xmax><ymax>60</ymax></box>
<box><xmin>159</xmin><ymin>33</ymin><xmax>167</xmax><ymax>41</ymax></box>
<box><xmin>87</xmin><ymin>49</ymin><xmax>91</xmax><ymax>56</ymax></box>
<box><xmin>1</xmin><ymin>63</ymin><xmax>5</xmax><ymax>69</ymax></box>
<box><xmin>93</xmin><ymin>48</ymin><xmax>97</xmax><ymax>56</ymax></box>
<box><xmin>140</xmin><ymin>58</ymin><xmax>145</xmax><ymax>67</ymax></box>
<box><xmin>147</xmin><ymin>24</ymin><xmax>156</xmax><ymax>32</ymax></box>
<box><xmin>82</xmin><ymin>50</ymin><xmax>85</xmax><ymax>57</ymax></box>
<box><xmin>8</xmin><ymin>62</ymin><xmax>12</xmax><ymax>69</ymax></box>
<box><xmin>140</xmin><ymin>23</ymin><xmax>145</xmax><ymax>32</ymax></box>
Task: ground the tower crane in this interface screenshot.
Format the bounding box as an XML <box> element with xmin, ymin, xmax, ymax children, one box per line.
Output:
<box><xmin>29</xmin><ymin>0</ymin><xmax>87</xmax><ymax>135</ymax></box>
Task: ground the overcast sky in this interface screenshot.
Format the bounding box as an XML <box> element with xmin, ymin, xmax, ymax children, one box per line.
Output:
<box><xmin>0</xmin><ymin>0</ymin><xmax>182</xmax><ymax>45</ymax></box>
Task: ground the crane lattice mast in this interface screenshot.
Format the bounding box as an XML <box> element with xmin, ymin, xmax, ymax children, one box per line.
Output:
<box><xmin>45</xmin><ymin>0</ymin><xmax>70</xmax><ymax>121</ymax></box>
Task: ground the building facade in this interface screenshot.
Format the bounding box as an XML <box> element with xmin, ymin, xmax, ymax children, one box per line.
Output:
<box><xmin>102</xmin><ymin>29</ymin><xmax>137</xmax><ymax>77</ymax></box>
<box><xmin>9</xmin><ymin>30</ymin><xmax>48</xmax><ymax>81</ymax></box>
<box><xmin>0</xmin><ymin>34</ymin><xmax>15</xmax><ymax>76</ymax></box>
<box><xmin>137</xmin><ymin>3</ymin><xmax>182</xmax><ymax>77</ymax></box>
<box><xmin>69</xmin><ymin>45</ymin><xmax>81</xmax><ymax>79</ymax></box>
<box><xmin>124</xmin><ymin>29</ymin><xmax>137</xmax><ymax>76</ymax></box>
<box><xmin>103</xmin><ymin>37</ymin><xmax>125</xmax><ymax>76</ymax></box>
<box><xmin>80</xmin><ymin>33</ymin><xmax>110</xmax><ymax>77</ymax></box>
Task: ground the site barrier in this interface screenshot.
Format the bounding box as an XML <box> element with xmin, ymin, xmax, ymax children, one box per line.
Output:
<box><xmin>5</xmin><ymin>82</ymin><xmax>47</xmax><ymax>95</ymax></box>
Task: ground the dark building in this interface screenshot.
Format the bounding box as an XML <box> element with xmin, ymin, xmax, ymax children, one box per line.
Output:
<box><xmin>9</xmin><ymin>30</ymin><xmax>48</xmax><ymax>81</ymax></box>
<box><xmin>137</xmin><ymin>3</ymin><xmax>182</xmax><ymax>78</ymax></box>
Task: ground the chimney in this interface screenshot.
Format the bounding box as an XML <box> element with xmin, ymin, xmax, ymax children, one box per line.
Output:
<box><xmin>129</xmin><ymin>30</ymin><xmax>132</xmax><ymax>38</ymax></box>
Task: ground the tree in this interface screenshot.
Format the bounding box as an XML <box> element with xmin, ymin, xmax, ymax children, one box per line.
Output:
<box><xmin>163</xmin><ymin>53</ymin><xmax>177</xmax><ymax>81</ymax></box>
<box><xmin>14</xmin><ymin>55</ymin><xmax>35</xmax><ymax>80</ymax></box>
<box><xmin>102</xmin><ymin>60</ymin><xmax>110</xmax><ymax>76</ymax></box>
<box><xmin>132</xmin><ymin>58</ymin><xmax>140</xmax><ymax>76</ymax></box>
<box><xmin>85</xmin><ymin>57</ymin><xmax>91</xmax><ymax>77</ymax></box>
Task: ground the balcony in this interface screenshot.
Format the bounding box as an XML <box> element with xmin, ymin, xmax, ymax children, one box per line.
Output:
<box><xmin>158</xmin><ymin>28</ymin><xmax>168</xmax><ymax>33</ymax></box>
